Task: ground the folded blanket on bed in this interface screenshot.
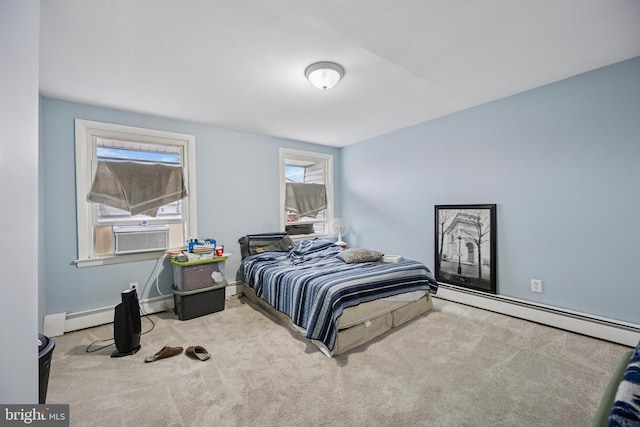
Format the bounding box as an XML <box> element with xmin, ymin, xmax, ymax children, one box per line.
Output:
<box><xmin>240</xmin><ymin>239</ymin><xmax>438</xmax><ymax>354</ymax></box>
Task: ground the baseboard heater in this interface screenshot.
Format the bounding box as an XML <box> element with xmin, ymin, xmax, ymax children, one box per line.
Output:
<box><xmin>434</xmin><ymin>283</ymin><xmax>640</xmax><ymax>347</ymax></box>
<box><xmin>42</xmin><ymin>285</ymin><xmax>242</xmax><ymax>337</ymax></box>
<box><xmin>42</xmin><ymin>295</ymin><xmax>173</xmax><ymax>337</ymax></box>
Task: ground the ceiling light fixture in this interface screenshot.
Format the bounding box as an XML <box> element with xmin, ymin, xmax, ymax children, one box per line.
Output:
<box><xmin>305</xmin><ymin>62</ymin><xmax>345</xmax><ymax>90</ymax></box>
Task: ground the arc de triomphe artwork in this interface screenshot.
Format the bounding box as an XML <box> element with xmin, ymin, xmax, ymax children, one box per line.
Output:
<box><xmin>435</xmin><ymin>205</ymin><xmax>496</xmax><ymax>293</ymax></box>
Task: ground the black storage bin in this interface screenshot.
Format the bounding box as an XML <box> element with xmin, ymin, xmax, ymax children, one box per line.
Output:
<box><xmin>38</xmin><ymin>334</ymin><xmax>55</xmax><ymax>404</ymax></box>
<box><xmin>173</xmin><ymin>283</ymin><xmax>226</xmax><ymax>320</ymax></box>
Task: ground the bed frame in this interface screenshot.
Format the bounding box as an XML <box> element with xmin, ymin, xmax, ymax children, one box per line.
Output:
<box><xmin>241</xmin><ymin>283</ymin><xmax>433</xmax><ymax>357</ymax></box>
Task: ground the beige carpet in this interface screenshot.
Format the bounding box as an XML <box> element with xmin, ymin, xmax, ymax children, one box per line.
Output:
<box><xmin>46</xmin><ymin>296</ymin><xmax>630</xmax><ymax>426</ymax></box>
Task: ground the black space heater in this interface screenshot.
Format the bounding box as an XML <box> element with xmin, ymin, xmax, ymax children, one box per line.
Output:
<box><xmin>111</xmin><ymin>288</ymin><xmax>142</xmax><ymax>358</ymax></box>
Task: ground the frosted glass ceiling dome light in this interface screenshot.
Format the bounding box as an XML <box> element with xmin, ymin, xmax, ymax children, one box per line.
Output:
<box><xmin>305</xmin><ymin>62</ymin><xmax>345</xmax><ymax>90</ymax></box>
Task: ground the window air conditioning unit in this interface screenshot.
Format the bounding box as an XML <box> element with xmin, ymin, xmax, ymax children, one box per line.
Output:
<box><xmin>113</xmin><ymin>225</ymin><xmax>169</xmax><ymax>254</ymax></box>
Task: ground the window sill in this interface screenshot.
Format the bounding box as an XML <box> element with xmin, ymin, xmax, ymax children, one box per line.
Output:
<box><xmin>74</xmin><ymin>250</ymin><xmax>168</xmax><ymax>268</ymax></box>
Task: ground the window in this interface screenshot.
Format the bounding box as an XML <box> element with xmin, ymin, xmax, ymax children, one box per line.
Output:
<box><xmin>75</xmin><ymin>120</ymin><xmax>197</xmax><ymax>266</ymax></box>
<box><xmin>279</xmin><ymin>148</ymin><xmax>333</xmax><ymax>238</ymax></box>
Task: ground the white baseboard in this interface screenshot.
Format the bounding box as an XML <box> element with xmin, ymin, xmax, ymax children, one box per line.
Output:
<box><xmin>226</xmin><ymin>282</ymin><xmax>243</xmax><ymax>298</ymax></box>
<box><xmin>44</xmin><ymin>285</ymin><xmax>245</xmax><ymax>337</ymax></box>
<box><xmin>66</xmin><ymin>294</ymin><xmax>174</xmax><ymax>333</ymax></box>
<box><xmin>434</xmin><ymin>284</ymin><xmax>640</xmax><ymax>347</ymax></box>
<box><xmin>51</xmin><ymin>282</ymin><xmax>638</xmax><ymax>348</ymax></box>
<box><xmin>43</xmin><ymin>295</ymin><xmax>173</xmax><ymax>336</ymax></box>
<box><xmin>42</xmin><ymin>312</ymin><xmax>67</xmax><ymax>337</ymax></box>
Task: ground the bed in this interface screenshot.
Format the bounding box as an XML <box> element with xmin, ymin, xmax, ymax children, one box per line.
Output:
<box><xmin>237</xmin><ymin>234</ymin><xmax>438</xmax><ymax>357</ymax></box>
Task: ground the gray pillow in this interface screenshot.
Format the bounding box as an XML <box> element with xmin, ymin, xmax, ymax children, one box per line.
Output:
<box><xmin>337</xmin><ymin>248</ymin><xmax>384</xmax><ymax>264</ymax></box>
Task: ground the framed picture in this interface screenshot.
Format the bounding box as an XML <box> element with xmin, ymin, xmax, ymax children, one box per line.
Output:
<box><xmin>434</xmin><ymin>204</ymin><xmax>497</xmax><ymax>294</ymax></box>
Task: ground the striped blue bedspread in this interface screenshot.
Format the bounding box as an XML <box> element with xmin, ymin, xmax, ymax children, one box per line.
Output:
<box><xmin>240</xmin><ymin>239</ymin><xmax>438</xmax><ymax>353</ymax></box>
<box><xmin>609</xmin><ymin>340</ymin><xmax>640</xmax><ymax>426</ymax></box>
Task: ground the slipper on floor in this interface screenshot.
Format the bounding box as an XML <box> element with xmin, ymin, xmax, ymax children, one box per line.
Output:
<box><xmin>185</xmin><ymin>346</ymin><xmax>210</xmax><ymax>361</ymax></box>
<box><xmin>144</xmin><ymin>346</ymin><xmax>183</xmax><ymax>363</ymax></box>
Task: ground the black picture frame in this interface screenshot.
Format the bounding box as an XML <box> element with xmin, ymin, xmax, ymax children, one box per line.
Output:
<box><xmin>434</xmin><ymin>204</ymin><xmax>497</xmax><ymax>294</ymax></box>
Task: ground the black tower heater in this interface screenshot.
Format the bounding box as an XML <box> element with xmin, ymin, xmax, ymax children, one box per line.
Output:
<box><xmin>111</xmin><ymin>288</ymin><xmax>142</xmax><ymax>357</ymax></box>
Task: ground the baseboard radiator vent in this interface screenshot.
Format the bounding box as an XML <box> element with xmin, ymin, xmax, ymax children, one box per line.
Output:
<box><xmin>435</xmin><ymin>284</ymin><xmax>640</xmax><ymax>347</ymax></box>
<box><xmin>42</xmin><ymin>285</ymin><xmax>243</xmax><ymax>337</ymax></box>
<box><xmin>43</xmin><ymin>294</ymin><xmax>173</xmax><ymax>337</ymax></box>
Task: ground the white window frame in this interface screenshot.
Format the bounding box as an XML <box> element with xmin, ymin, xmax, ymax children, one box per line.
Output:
<box><xmin>279</xmin><ymin>148</ymin><xmax>334</xmax><ymax>240</ymax></box>
<box><xmin>74</xmin><ymin>120</ymin><xmax>197</xmax><ymax>267</ymax></box>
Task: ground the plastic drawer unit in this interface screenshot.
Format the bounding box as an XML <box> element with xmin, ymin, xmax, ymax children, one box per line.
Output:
<box><xmin>171</xmin><ymin>256</ymin><xmax>228</xmax><ymax>291</ymax></box>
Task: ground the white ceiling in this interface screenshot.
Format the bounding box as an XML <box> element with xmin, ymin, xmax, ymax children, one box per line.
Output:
<box><xmin>39</xmin><ymin>1</ymin><xmax>640</xmax><ymax>147</ymax></box>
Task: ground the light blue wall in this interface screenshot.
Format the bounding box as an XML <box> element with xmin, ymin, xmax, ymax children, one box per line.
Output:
<box><xmin>40</xmin><ymin>97</ymin><xmax>341</xmax><ymax>315</ymax></box>
<box><xmin>341</xmin><ymin>57</ymin><xmax>640</xmax><ymax>325</ymax></box>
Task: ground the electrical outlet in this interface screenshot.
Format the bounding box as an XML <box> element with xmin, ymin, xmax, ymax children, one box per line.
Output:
<box><xmin>531</xmin><ymin>279</ymin><xmax>543</xmax><ymax>293</ymax></box>
<box><xmin>129</xmin><ymin>282</ymin><xmax>138</xmax><ymax>291</ymax></box>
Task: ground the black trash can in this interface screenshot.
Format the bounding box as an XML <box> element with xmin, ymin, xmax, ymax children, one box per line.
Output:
<box><xmin>38</xmin><ymin>334</ymin><xmax>55</xmax><ymax>404</ymax></box>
